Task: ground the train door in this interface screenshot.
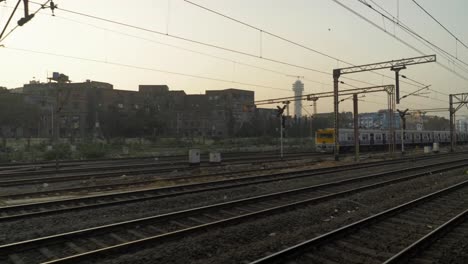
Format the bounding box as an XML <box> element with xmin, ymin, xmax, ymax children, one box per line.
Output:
<box><xmin>370</xmin><ymin>133</ymin><xmax>374</xmax><ymax>146</ymax></box>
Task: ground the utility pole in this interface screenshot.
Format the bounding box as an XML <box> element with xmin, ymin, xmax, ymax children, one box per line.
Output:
<box><xmin>391</xmin><ymin>65</ymin><xmax>406</xmax><ymax>104</ymax></box>
<box><xmin>353</xmin><ymin>94</ymin><xmax>359</xmax><ymax>162</ymax></box>
<box><xmin>276</xmin><ymin>104</ymin><xmax>287</xmax><ymax>158</ymax></box>
<box><xmin>449</xmin><ymin>93</ymin><xmax>468</xmax><ymax>152</ymax></box>
<box><xmin>333</xmin><ymin>69</ymin><xmax>340</xmax><ymax>161</ymax></box>
<box><xmin>280</xmin><ymin>115</ymin><xmax>283</xmax><ymax>158</ymax></box>
<box><xmin>332</xmin><ymin>55</ymin><xmax>436</xmax><ymax>160</ymax></box>
<box><xmin>310</xmin><ymin>97</ymin><xmax>318</xmax><ymax>138</ymax></box>
<box><xmin>397</xmin><ymin>109</ymin><xmax>409</xmax><ymax>154</ymax></box>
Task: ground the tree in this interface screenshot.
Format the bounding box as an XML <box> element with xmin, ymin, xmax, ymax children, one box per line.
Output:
<box><xmin>424</xmin><ymin>116</ymin><xmax>450</xmax><ymax>130</ymax></box>
<box><xmin>0</xmin><ymin>91</ymin><xmax>40</xmax><ymax>146</ymax></box>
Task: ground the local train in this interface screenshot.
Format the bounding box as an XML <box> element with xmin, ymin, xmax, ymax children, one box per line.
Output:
<box><xmin>315</xmin><ymin>128</ymin><xmax>468</xmax><ymax>152</ymax></box>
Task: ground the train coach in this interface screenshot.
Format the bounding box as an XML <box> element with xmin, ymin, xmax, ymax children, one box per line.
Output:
<box><xmin>315</xmin><ymin>128</ymin><xmax>468</xmax><ymax>152</ymax></box>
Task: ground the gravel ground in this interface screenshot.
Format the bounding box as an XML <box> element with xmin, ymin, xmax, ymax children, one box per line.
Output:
<box><xmin>0</xmin><ymin>156</ymin><xmax>465</xmax><ymax>244</ymax></box>
<box><xmin>0</xmin><ymin>148</ymin><xmax>440</xmax><ymax>198</ymax></box>
<box><xmin>82</xmin><ymin>169</ymin><xmax>468</xmax><ymax>264</ymax></box>
<box><xmin>0</xmin><ymin>156</ymin><xmax>343</xmax><ymax>199</ymax></box>
<box><xmin>407</xmin><ymin>216</ymin><xmax>468</xmax><ymax>264</ymax></box>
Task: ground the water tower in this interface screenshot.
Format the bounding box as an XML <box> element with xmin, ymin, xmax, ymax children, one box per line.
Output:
<box><xmin>292</xmin><ymin>79</ymin><xmax>304</xmax><ymax>117</ymax></box>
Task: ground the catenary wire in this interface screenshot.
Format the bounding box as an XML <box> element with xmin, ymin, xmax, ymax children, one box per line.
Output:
<box><xmin>355</xmin><ymin>0</ymin><xmax>468</xmax><ymax>77</ymax></box>
<box><xmin>411</xmin><ymin>0</ymin><xmax>468</xmax><ymax>50</ymax></box>
<box><xmin>2</xmin><ymin>46</ymin><xmax>293</xmax><ymax>92</ymax></box>
<box><xmin>28</xmin><ymin>0</ymin><xmax>430</xmax><ymax>91</ymax></box>
<box><xmin>5</xmin><ymin>2</ymin><xmax>452</xmax><ymax>108</ymax></box>
<box><xmin>183</xmin><ymin>0</ymin><xmax>430</xmax><ymax>90</ymax></box>
<box><xmin>0</xmin><ymin>0</ymin><xmax>51</xmax><ymax>43</ymax></box>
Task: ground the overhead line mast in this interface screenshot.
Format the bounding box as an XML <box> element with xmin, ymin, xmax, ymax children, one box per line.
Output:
<box><xmin>332</xmin><ymin>55</ymin><xmax>436</xmax><ymax>161</ymax></box>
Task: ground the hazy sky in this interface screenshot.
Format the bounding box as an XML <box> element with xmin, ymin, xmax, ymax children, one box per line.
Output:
<box><xmin>1</xmin><ymin>0</ymin><xmax>467</xmax><ymax>118</ymax></box>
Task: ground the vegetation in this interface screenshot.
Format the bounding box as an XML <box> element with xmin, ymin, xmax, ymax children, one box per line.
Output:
<box><xmin>0</xmin><ymin>90</ymin><xmax>40</xmax><ymax>145</ymax></box>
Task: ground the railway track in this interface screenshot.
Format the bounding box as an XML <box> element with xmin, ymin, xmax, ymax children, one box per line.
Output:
<box><xmin>249</xmin><ymin>176</ymin><xmax>468</xmax><ymax>264</ymax></box>
<box><xmin>0</xmin><ymin>151</ymin><xmax>324</xmax><ymax>175</ymax></box>
<box><xmin>383</xmin><ymin>208</ymin><xmax>468</xmax><ymax>264</ymax></box>
<box><xmin>0</xmin><ymin>158</ymin><xmax>466</xmax><ymax>264</ymax></box>
<box><xmin>0</xmin><ymin>151</ymin><xmax>458</xmax><ymax>192</ymax></box>
<box><xmin>1</xmin><ymin>155</ymin><xmax>465</xmax><ymax>221</ymax></box>
<box><xmin>0</xmin><ymin>152</ymin><xmax>326</xmax><ymax>186</ymax></box>
<box><xmin>0</xmin><ymin>151</ymin><xmax>450</xmax><ymax>200</ymax></box>
<box><xmin>0</xmin><ymin>150</ymin><xmax>318</xmax><ymax>170</ymax></box>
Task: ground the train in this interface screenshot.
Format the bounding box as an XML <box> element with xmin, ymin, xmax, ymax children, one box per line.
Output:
<box><xmin>315</xmin><ymin>128</ymin><xmax>468</xmax><ymax>152</ymax></box>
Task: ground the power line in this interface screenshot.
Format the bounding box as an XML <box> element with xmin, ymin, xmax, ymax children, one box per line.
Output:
<box><xmin>354</xmin><ymin>0</ymin><xmax>468</xmax><ymax>79</ymax></box>
<box><xmin>27</xmin><ymin>1</ymin><xmax>335</xmax><ymax>78</ymax></box>
<box><xmin>2</xmin><ymin>46</ymin><xmax>295</xmax><ymax>92</ymax></box>
<box><xmin>0</xmin><ymin>4</ymin><xmax>325</xmax><ymax>92</ymax></box>
<box><xmin>184</xmin><ymin>0</ymin><xmax>350</xmax><ymax>65</ymax></box>
<box><xmin>25</xmin><ymin>1</ymin><xmax>412</xmax><ymax>91</ymax></box>
<box><xmin>183</xmin><ymin>0</ymin><xmax>429</xmax><ymax>90</ymax></box>
<box><xmin>26</xmin><ymin>0</ymin><xmax>427</xmax><ymax>91</ymax></box>
<box><xmin>363</xmin><ymin>0</ymin><xmax>468</xmax><ymax>73</ymax></box>
<box><xmin>411</xmin><ymin>0</ymin><xmax>468</xmax><ymax>50</ymax></box>
<box><xmin>9</xmin><ymin>2</ymin><xmax>449</xmax><ymax>108</ymax></box>
<box><xmin>0</xmin><ymin>0</ymin><xmax>51</xmax><ymax>43</ymax></box>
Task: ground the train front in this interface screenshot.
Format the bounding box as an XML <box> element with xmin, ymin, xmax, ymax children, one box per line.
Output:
<box><xmin>315</xmin><ymin>129</ymin><xmax>335</xmax><ymax>152</ymax></box>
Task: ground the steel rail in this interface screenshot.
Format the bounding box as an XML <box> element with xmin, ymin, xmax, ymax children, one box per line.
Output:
<box><xmin>1</xmin><ymin>156</ymin><xmax>465</xmax><ymax>222</ymax></box>
<box><xmin>0</xmin><ymin>160</ymin><xmax>466</xmax><ymax>263</ymax></box>
<box><xmin>249</xmin><ymin>178</ymin><xmax>468</xmax><ymax>264</ymax></box>
<box><xmin>0</xmin><ymin>150</ymin><xmax>457</xmax><ymax>188</ymax></box>
<box><xmin>0</xmin><ymin>151</ymin><xmax>443</xmax><ymax>199</ymax></box>
<box><xmin>382</xmin><ymin>208</ymin><xmax>468</xmax><ymax>264</ymax></box>
<box><xmin>0</xmin><ymin>152</ymin><xmax>326</xmax><ymax>184</ymax></box>
<box><xmin>0</xmin><ymin>150</ymin><xmax>317</xmax><ymax>169</ymax></box>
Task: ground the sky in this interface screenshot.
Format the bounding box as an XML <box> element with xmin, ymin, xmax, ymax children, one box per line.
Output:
<box><xmin>1</xmin><ymin>0</ymin><xmax>468</xmax><ymax>118</ymax></box>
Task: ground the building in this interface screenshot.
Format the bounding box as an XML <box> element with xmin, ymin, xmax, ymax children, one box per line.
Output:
<box><xmin>292</xmin><ymin>80</ymin><xmax>304</xmax><ymax>117</ymax></box>
<box><xmin>457</xmin><ymin>118</ymin><xmax>468</xmax><ymax>132</ymax></box>
<box><xmin>11</xmin><ymin>78</ymin><xmax>256</xmax><ymax>139</ymax></box>
<box><xmin>358</xmin><ymin>110</ymin><xmax>400</xmax><ymax>129</ymax></box>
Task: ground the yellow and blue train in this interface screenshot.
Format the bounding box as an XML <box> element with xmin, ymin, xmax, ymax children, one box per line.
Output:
<box><xmin>315</xmin><ymin>128</ymin><xmax>468</xmax><ymax>152</ymax></box>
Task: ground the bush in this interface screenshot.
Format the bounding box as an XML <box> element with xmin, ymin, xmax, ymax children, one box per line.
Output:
<box><xmin>43</xmin><ymin>144</ymin><xmax>72</xmax><ymax>160</ymax></box>
<box><xmin>78</xmin><ymin>143</ymin><xmax>107</xmax><ymax>159</ymax></box>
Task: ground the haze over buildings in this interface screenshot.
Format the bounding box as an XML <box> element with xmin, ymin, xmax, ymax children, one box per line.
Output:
<box><xmin>1</xmin><ymin>0</ymin><xmax>467</xmax><ymax>119</ymax></box>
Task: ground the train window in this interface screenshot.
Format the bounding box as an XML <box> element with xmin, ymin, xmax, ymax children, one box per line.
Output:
<box><xmin>318</xmin><ymin>133</ymin><xmax>333</xmax><ymax>139</ymax></box>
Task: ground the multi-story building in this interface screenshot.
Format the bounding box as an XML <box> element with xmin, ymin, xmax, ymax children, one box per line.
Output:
<box><xmin>10</xmin><ymin>78</ymin><xmax>256</xmax><ymax>139</ymax></box>
<box><xmin>457</xmin><ymin>118</ymin><xmax>468</xmax><ymax>132</ymax></box>
<box><xmin>359</xmin><ymin>110</ymin><xmax>400</xmax><ymax>129</ymax></box>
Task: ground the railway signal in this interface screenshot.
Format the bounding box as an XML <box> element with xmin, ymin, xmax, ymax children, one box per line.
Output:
<box><xmin>277</xmin><ymin>104</ymin><xmax>287</xmax><ymax>158</ymax></box>
<box><xmin>332</xmin><ymin>55</ymin><xmax>436</xmax><ymax>160</ymax></box>
<box><xmin>397</xmin><ymin>109</ymin><xmax>409</xmax><ymax>154</ymax></box>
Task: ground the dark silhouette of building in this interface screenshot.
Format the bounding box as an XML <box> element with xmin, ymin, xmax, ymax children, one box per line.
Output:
<box><xmin>12</xmin><ymin>79</ymin><xmax>256</xmax><ymax>139</ymax></box>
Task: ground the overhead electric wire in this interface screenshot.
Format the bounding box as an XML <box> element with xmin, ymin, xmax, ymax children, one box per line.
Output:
<box><xmin>411</xmin><ymin>0</ymin><xmax>468</xmax><ymax>50</ymax></box>
<box><xmin>183</xmin><ymin>0</ymin><xmax>429</xmax><ymax>90</ymax></box>
<box><xmin>0</xmin><ymin>0</ymin><xmax>51</xmax><ymax>43</ymax></box>
<box><xmin>358</xmin><ymin>0</ymin><xmax>462</xmax><ymax>101</ymax></box>
<box><xmin>184</xmin><ymin>0</ymin><xmax>349</xmax><ymax>64</ymax></box>
<box><xmin>2</xmin><ymin>46</ymin><xmax>293</xmax><ymax>92</ymax></box>
<box><xmin>362</xmin><ymin>0</ymin><xmax>468</xmax><ymax>74</ymax></box>
<box><xmin>401</xmin><ymin>74</ymin><xmax>450</xmax><ymax>97</ymax></box>
<box><xmin>12</xmin><ymin>1</ymin><xmax>449</xmax><ymax>108</ymax></box>
<box><xmin>334</xmin><ymin>0</ymin><xmax>468</xmax><ymax>82</ymax></box>
<box><xmin>353</xmin><ymin>0</ymin><xmax>468</xmax><ymax>80</ymax></box>
<box><xmin>26</xmin><ymin>1</ymin><xmax>336</xmax><ymax>79</ymax></box>
<box><xmin>26</xmin><ymin>1</ymin><xmax>407</xmax><ymax>90</ymax></box>
<box><xmin>0</xmin><ymin>4</ymin><xmax>324</xmax><ymax>92</ymax></box>
<box><xmin>0</xmin><ymin>0</ymin><xmax>21</xmax><ymax>40</ymax></box>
